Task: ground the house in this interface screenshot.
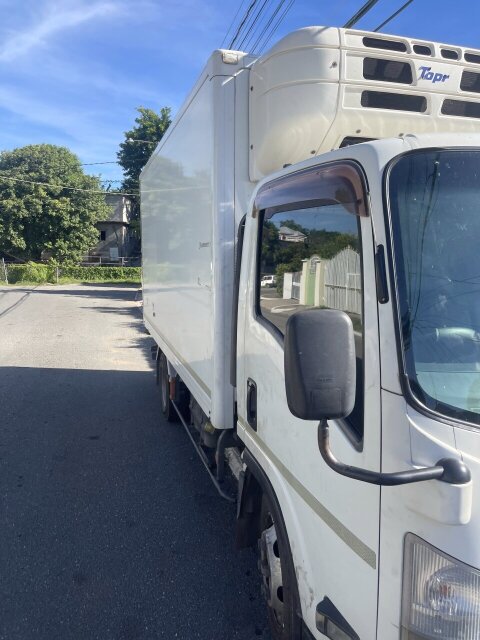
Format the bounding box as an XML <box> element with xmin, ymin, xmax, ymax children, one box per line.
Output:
<box><xmin>278</xmin><ymin>225</ymin><xmax>307</xmax><ymax>243</ymax></box>
<box><xmin>90</xmin><ymin>194</ymin><xmax>135</xmax><ymax>262</ymax></box>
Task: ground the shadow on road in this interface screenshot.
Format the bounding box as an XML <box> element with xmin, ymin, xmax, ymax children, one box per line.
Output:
<box><xmin>0</xmin><ymin>365</ymin><xmax>268</xmax><ymax>640</ymax></box>
<box><xmin>5</xmin><ymin>283</ymin><xmax>141</xmax><ymax>303</ymax></box>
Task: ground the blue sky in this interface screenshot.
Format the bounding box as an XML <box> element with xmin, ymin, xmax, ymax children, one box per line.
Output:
<box><xmin>1</xmin><ymin>0</ymin><xmax>479</xmax><ymax>185</ymax></box>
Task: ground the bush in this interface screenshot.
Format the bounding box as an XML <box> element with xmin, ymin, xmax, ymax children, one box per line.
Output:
<box><xmin>6</xmin><ymin>262</ymin><xmax>55</xmax><ymax>284</ymax></box>
<box><xmin>60</xmin><ymin>266</ymin><xmax>141</xmax><ymax>281</ymax></box>
<box><xmin>5</xmin><ymin>263</ymin><xmax>141</xmax><ymax>284</ymax></box>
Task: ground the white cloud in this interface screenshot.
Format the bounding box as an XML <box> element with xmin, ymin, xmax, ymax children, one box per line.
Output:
<box><xmin>0</xmin><ymin>0</ymin><xmax>225</xmax><ymax>173</ymax></box>
<box><xmin>0</xmin><ymin>1</ymin><xmax>121</xmax><ymax>62</ymax></box>
<box><xmin>31</xmin><ymin>51</ymin><xmax>162</xmax><ymax>102</ymax></box>
<box><xmin>0</xmin><ymin>84</ymin><xmax>110</xmax><ymax>142</ymax></box>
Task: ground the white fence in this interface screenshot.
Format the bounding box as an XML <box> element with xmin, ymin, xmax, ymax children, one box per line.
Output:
<box><xmin>291</xmin><ymin>271</ymin><xmax>301</xmax><ymax>300</ymax></box>
<box><xmin>80</xmin><ymin>255</ymin><xmax>140</xmax><ymax>267</ymax></box>
<box><xmin>283</xmin><ymin>247</ymin><xmax>362</xmax><ymax>316</ymax></box>
<box><xmin>324</xmin><ymin>247</ymin><xmax>362</xmax><ymax>315</ymax></box>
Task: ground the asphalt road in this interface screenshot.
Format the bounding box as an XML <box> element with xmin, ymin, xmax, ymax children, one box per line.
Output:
<box><xmin>259</xmin><ymin>288</ymin><xmax>301</xmax><ymax>335</ymax></box>
<box><xmin>0</xmin><ymin>284</ymin><xmax>270</xmax><ymax>640</ymax></box>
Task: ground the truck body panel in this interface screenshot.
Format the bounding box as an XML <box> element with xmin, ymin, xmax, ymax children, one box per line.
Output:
<box><xmin>142</xmin><ymin>52</ymin><xmax>253</xmax><ymax>428</ymax></box>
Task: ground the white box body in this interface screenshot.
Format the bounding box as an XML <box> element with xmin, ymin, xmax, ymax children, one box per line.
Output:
<box><xmin>141</xmin><ymin>51</ymin><xmax>253</xmax><ymax>428</ymax></box>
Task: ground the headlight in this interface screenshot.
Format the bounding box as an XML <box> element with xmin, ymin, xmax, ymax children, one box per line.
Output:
<box><xmin>401</xmin><ymin>533</ymin><xmax>480</xmax><ymax>639</ymax></box>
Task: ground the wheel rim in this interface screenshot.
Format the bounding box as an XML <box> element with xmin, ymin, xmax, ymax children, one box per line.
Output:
<box><xmin>260</xmin><ymin>521</ymin><xmax>284</xmax><ymax>629</ymax></box>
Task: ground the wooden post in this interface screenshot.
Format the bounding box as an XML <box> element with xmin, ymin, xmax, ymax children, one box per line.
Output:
<box><xmin>1</xmin><ymin>258</ymin><xmax>8</xmax><ymax>284</ymax></box>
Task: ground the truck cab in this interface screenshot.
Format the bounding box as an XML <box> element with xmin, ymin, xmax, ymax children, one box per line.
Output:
<box><xmin>237</xmin><ymin>133</ymin><xmax>479</xmax><ymax>640</ymax></box>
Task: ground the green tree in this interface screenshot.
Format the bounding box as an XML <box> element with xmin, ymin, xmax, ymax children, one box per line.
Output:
<box><xmin>0</xmin><ymin>144</ymin><xmax>109</xmax><ymax>262</ymax></box>
<box><xmin>117</xmin><ymin>106</ymin><xmax>171</xmax><ymax>218</ymax></box>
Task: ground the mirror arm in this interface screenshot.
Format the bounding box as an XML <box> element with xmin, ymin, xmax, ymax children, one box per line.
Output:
<box><xmin>318</xmin><ymin>420</ymin><xmax>471</xmax><ymax>486</ymax></box>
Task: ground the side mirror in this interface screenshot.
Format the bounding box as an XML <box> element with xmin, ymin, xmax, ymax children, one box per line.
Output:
<box><xmin>284</xmin><ymin>308</ymin><xmax>356</xmax><ymax>421</ymax></box>
<box><xmin>284</xmin><ymin>310</ymin><xmax>472</xmax><ymax>487</ymax></box>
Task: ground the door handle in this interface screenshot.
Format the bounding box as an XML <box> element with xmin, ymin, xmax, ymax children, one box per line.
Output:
<box><xmin>247</xmin><ymin>378</ymin><xmax>257</xmax><ymax>431</ymax></box>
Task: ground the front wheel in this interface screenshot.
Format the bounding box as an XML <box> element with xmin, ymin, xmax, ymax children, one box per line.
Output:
<box><xmin>259</xmin><ymin>494</ymin><xmax>302</xmax><ymax>640</ymax></box>
<box><xmin>158</xmin><ymin>352</ymin><xmax>178</xmax><ymax>422</ymax></box>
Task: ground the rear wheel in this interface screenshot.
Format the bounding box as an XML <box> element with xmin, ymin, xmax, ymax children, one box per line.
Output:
<box><xmin>158</xmin><ymin>352</ymin><xmax>177</xmax><ymax>422</ymax></box>
<box><xmin>258</xmin><ymin>494</ymin><xmax>302</xmax><ymax>640</ymax></box>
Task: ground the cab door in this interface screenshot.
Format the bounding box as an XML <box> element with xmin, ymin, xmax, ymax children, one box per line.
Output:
<box><xmin>237</xmin><ymin>160</ymin><xmax>381</xmax><ymax>639</ymax></box>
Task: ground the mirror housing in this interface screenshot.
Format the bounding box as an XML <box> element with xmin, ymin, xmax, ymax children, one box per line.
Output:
<box><xmin>284</xmin><ymin>309</ymin><xmax>356</xmax><ymax>421</ymax></box>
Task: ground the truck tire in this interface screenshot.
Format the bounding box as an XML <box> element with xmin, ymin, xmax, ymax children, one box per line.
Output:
<box><xmin>259</xmin><ymin>493</ymin><xmax>302</xmax><ymax>640</ymax></box>
<box><xmin>158</xmin><ymin>352</ymin><xmax>178</xmax><ymax>422</ymax></box>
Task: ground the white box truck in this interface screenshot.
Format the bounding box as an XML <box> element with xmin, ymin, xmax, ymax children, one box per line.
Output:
<box><xmin>141</xmin><ymin>27</ymin><xmax>480</xmax><ymax>640</ymax></box>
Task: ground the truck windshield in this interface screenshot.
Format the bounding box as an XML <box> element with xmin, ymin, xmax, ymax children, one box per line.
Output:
<box><xmin>388</xmin><ymin>149</ymin><xmax>480</xmax><ymax>427</ymax></box>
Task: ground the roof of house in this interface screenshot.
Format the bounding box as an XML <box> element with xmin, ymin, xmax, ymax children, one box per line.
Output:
<box><xmin>279</xmin><ymin>226</ymin><xmax>306</xmax><ymax>238</ymax></box>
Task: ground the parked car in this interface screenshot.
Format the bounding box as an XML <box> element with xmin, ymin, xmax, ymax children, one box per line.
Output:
<box><xmin>260</xmin><ymin>275</ymin><xmax>276</xmax><ymax>287</ymax></box>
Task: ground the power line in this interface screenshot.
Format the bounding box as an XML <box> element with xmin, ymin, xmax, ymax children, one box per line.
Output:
<box><xmin>251</xmin><ymin>0</ymin><xmax>287</xmax><ymax>52</ymax></box>
<box><xmin>238</xmin><ymin>0</ymin><xmax>271</xmax><ymax>50</ymax></box>
<box><xmin>229</xmin><ymin>0</ymin><xmax>260</xmax><ymax>49</ymax></box>
<box><xmin>222</xmin><ymin>0</ymin><xmax>295</xmax><ymax>55</ymax></box>
<box><xmin>258</xmin><ymin>0</ymin><xmax>295</xmax><ymax>53</ymax></box>
<box><xmin>80</xmin><ymin>139</ymin><xmax>156</xmax><ymax>167</ymax></box>
<box><xmin>374</xmin><ymin>0</ymin><xmax>414</xmax><ymax>31</ymax></box>
<box><xmin>0</xmin><ymin>174</ymin><xmax>137</xmax><ymax>195</ymax></box>
<box><xmin>81</xmin><ymin>161</ymin><xmax>119</xmax><ymax>166</ymax></box>
<box><xmin>125</xmin><ymin>138</ymin><xmax>157</xmax><ymax>144</ymax></box>
<box><xmin>344</xmin><ymin>0</ymin><xmax>382</xmax><ymax>29</ymax></box>
<box><xmin>243</xmin><ymin>0</ymin><xmax>278</xmax><ymax>51</ymax></box>
<box><xmin>221</xmin><ymin>0</ymin><xmax>248</xmax><ymax>48</ymax></box>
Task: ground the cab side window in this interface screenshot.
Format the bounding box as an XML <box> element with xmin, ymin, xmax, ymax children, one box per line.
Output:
<box><xmin>257</xmin><ymin>202</ymin><xmax>364</xmax><ymax>438</ymax></box>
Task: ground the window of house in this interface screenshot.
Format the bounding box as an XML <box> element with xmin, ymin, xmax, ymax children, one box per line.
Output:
<box><xmin>256</xmin><ymin>164</ymin><xmax>366</xmax><ymax>438</ymax></box>
<box><xmin>100</xmin><ymin>230</ymin><xmax>106</xmax><ymax>241</ymax></box>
